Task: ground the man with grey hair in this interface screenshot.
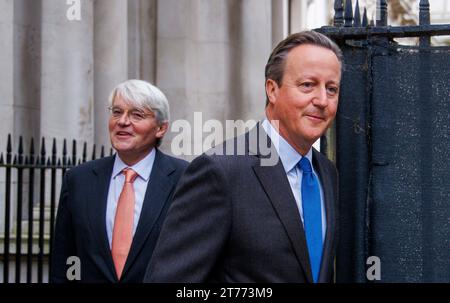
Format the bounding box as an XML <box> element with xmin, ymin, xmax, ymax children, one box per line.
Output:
<box><xmin>51</xmin><ymin>79</ymin><xmax>188</xmax><ymax>282</ymax></box>
<box><xmin>145</xmin><ymin>31</ymin><xmax>342</xmax><ymax>283</ymax></box>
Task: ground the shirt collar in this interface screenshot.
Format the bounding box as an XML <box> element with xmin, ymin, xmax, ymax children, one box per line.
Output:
<box><xmin>261</xmin><ymin>119</ymin><xmax>313</xmax><ymax>173</ymax></box>
<box><xmin>112</xmin><ymin>148</ymin><xmax>156</xmax><ymax>181</ymax></box>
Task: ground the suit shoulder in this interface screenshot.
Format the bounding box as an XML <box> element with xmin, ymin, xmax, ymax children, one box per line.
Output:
<box><xmin>158</xmin><ymin>151</ymin><xmax>189</xmax><ymax>169</ymax></box>
<box><xmin>167</xmin><ymin>154</ymin><xmax>189</xmax><ymax>169</ymax></box>
<box><xmin>65</xmin><ymin>156</ymin><xmax>114</xmax><ymax>176</ymax></box>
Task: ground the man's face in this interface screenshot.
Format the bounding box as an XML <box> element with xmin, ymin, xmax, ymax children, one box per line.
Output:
<box><xmin>266</xmin><ymin>44</ymin><xmax>341</xmax><ymax>155</ymax></box>
<box><xmin>109</xmin><ymin>95</ymin><xmax>167</xmax><ymax>165</ymax></box>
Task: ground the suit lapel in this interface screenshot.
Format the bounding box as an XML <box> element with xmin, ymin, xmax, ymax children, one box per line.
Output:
<box><xmin>249</xmin><ymin>124</ymin><xmax>314</xmax><ymax>283</ymax></box>
<box><xmin>89</xmin><ymin>156</ymin><xmax>117</xmax><ymax>281</ymax></box>
<box><xmin>313</xmin><ymin>150</ymin><xmax>336</xmax><ymax>282</ymax></box>
<box><xmin>121</xmin><ymin>150</ymin><xmax>177</xmax><ymax>277</ymax></box>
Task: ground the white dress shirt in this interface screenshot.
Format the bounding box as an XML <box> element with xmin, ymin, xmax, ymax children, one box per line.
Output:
<box><xmin>261</xmin><ymin>119</ymin><xmax>327</xmax><ymax>241</ymax></box>
<box><xmin>106</xmin><ymin>149</ymin><xmax>156</xmax><ymax>248</ymax></box>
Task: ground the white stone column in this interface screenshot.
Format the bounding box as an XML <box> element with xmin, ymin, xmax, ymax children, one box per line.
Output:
<box><xmin>127</xmin><ymin>0</ymin><xmax>157</xmax><ymax>83</ymax></box>
<box><xmin>157</xmin><ymin>0</ymin><xmax>272</xmax><ymax>158</ymax></box>
<box><xmin>290</xmin><ymin>0</ymin><xmax>331</xmax><ymax>31</ymax></box>
<box><xmin>93</xmin><ymin>0</ymin><xmax>128</xmax><ymax>151</ymax></box>
<box><xmin>0</xmin><ymin>0</ymin><xmax>14</xmax><ymax>241</ymax></box>
<box><xmin>13</xmin><ymin>0</ymin><xmax>42</xmax><ymax>150</ymax></box>
<box><xmin>156</xmin><ymin>0</ymin><xmax>203</xmax><ymax>157</ymax></box>
<box><xmin>271</xmin><ymin>0</ymin><xmax>289</xmax><ymax>47</ymax></box>
<box><xmin>231</xmin><ymin>0</ymin><xmax>272</xmax><ymax>122</ymax></box>
<box><xmin>0</xmin><ymin>0</ymin><xmax>14</xmax><ymax>150</ymax></box>
<box><xmin>305</xmin><ymin>0</ymin><xmax>330</xmax><ymax>29</ymax></box>
<box><xmin>157</xmin><ymin>0</ymin><xmax>236</xmax><ymax>157</ymax></box>
<box><xmin>40</xmin><ymin>0</ymin><xmax>94</xmax><ymax>148</ymax></box>
<box><xmin>290</xmin><ymin>0</ymin><xmax>308</xmax><ymax>32</ymax></box>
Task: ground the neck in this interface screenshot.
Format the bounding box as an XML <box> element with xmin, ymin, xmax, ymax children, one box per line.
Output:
<box><xmin>117</xmin><ymin>148</ymin><xmax>154</xmax><ymax>166</ymax></box>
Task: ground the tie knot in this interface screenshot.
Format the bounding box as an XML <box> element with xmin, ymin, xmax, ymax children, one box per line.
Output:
<box><xmin>123</xmin><ymin>168</ymin><xmax>138</xmax><ymax>183</ymax></box>
<box><xmin>299</xmin><ymin>157</ymin><xmax>312</xmax><ymax>173</ymax></box>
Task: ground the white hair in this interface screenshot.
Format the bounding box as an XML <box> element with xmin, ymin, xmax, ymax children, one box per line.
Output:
<box><xmin>108</xmin><ymin>79</ymin><xmax>170</xmax><ymax>124</ymax></box>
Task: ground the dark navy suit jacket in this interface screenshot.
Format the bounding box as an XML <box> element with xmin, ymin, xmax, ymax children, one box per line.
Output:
<box><xmin>145</xmin><ymin>124</ymin><xmax>339</xmax><ymax>282</ymax></box>
<box><xmin>50</xmin><ymin>149</ymin><xmax>188</xmax><ymax>283</ymax></box>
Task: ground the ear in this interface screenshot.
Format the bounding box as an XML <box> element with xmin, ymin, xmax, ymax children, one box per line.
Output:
<box><xmin>265</xmin><ymin>79</ymin><xmax>279</xmax><ymax>105</ymax></box>
<box><xmin>156</xmin><ymin>122</ymin><xmax>169</xmax><ymax>139</ymax></box>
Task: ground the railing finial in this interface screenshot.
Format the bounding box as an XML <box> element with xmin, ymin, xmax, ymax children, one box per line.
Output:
<box><xmin>362</xmin><ymin>7</ymin><xmax>368</xmax><ymax>27</ymax></box>
<box><xmin>354</xmin><ymin>0</ymin><xmax>361</xmax><ymax>27</ymax></box>
<box><xmin>419</xmin><ymin>0</ymin><xmax>430</xmax><ymax>26</ymax></box>
<box><xmin>344</xmin><ymin>0</ymin><xmax>354</xmax><ymax>27</ymax></box>
<box><xmin>334</xmin><ymin>0</ymin><xmax>344</xmax><ymax>27</ymax></box>
<box><xmin>82</xmin><ymin>142</ymin><xmax>87</xmax><ymax>163</ymax></box>
<box><xmin>377</xmin><ymin>0</ymin><xmax>388</xmax><ymax>27</ymax></box>
<box><xmin>419</xmin><ymin>0</ymin><xmax>431</xmax><ymax>46</ymax></box>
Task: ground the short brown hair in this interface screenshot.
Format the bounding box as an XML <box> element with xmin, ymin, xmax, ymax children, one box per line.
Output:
<box><xmin>265</xmin><ymin>31</ymin><xmax>343</xmax><ymax>106</ymax></box>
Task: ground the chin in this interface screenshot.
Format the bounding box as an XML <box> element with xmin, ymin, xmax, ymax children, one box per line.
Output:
<box><xmin>113</xmin><ymin>143</ymin><xmax>134</xmax><ymax>153</ymax></box>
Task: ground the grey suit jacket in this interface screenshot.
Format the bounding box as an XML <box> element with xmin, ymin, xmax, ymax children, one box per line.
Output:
<box><xmin>145</xmin><ymin>124</ymin><xmax>339</xmax><ymax>282</ymax></box>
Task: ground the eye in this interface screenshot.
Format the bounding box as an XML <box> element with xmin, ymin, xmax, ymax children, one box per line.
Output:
<box><xmin>301</xmin><ymin>82</ymin><xmax>314</xmax><ymax>88</ymax></box>
<box><xmin>130</xmin><ymin>111</ymin><xmax>146</xmax><ymax>121</ymax></box>
<box><xmin>326</xmin><ymin>86</ymin><xmax>339</xmax><ymax>96</ymax></box>
<box><xmin>111</xmin><ymin>107</ymin><xmax>123</xmax><ymax>117</ymax></box>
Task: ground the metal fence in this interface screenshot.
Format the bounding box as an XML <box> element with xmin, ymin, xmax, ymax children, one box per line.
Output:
<box><xmin>317</xmin><ymin>0</ymin><xmax>450</xmax><ymax>282</ymax></box>
<box><xmin>0</xmin><ymin>134</ymin><xmax>111</xmax><ymax>283</ymax></box>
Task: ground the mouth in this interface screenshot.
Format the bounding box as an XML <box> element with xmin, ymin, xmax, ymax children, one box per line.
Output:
<box><xmin>115</xmin><ymin>131</ymin><xmax>134</xmax><ymax>138</ymax></box>
<box><xmin>305</xmin><ymin>114</ymin><xmax>325</xmax><ymax>122</ymax></box>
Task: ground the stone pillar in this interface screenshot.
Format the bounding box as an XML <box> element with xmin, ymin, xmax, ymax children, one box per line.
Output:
<box><xmin>127</xmin><ymin>0</ymin><xmax>157</xmax><ymax>83</ymax></box>
<box><xmin>271</xmin><ymin>0</ymin><xmax>289</xmax><ymax>48</ymax></box>
<box><xmin>290</xmin><ymin>0</ymin><xmax>331</xmax><ymax>31</ymax></box>
<box><xmin>156</xmin><ymin>0</ymin><xmax>272</xmax><ymax>158</ymax></box>
<box><xmin>93</xmin><ymin>0</ymin><xmax>128</xmax><ymax>150</ymax></box>
<box><xmin>13</xmin><ymin>0</ymin><xmax>42</xmax><ymax>150</ymax></box>
<box><xmin>40</xmin><ymin>0</ymin><xmax>94</xmax><ymax>148</ymax></box>
<box><xmin>0</xmin><ymin>0</ymin><xmax>14</xmax><ymax>150</ymax></box>
<box><xmin>0</xmin><ymin>0</ymin><xmax>14</xmax><ymax>240</ymax></box>
<box><xmin>305</xmin><ymin>0</ymin><xmax>330</xmax><ymax>29</ymax></box>
<box><xmin>155</xmin><ymin>0</ymin><xmax>206</xmax><ymax>158</ymax></box>
<box><xmin>230</xmin><ymin>0</ymin><xmax>272</xmax><ymax>122</ymax></box>
<box><xmin>290</xmin><ymin>0</ymin><xmax>308</xmax><ymax>32</ymax></box>
<box><xmin>156</xmin><ymin>0</ymin><xmax>236</xmax><ymax>157</ymax></box>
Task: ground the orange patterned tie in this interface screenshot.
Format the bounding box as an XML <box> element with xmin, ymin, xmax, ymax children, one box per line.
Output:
<box><xmin>111</xmin><ymin>168</ymin><xmax>138</xmax><ymax>279</ymax></box>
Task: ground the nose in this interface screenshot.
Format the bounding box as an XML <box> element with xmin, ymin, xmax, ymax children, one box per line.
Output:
<box><xmin>117</xmin><ymin>111</ymin><xmax>131</xmax><ymax>126</ymax></box>
<box><xmin>312</xmin><ymin>86</ymin><xmax>328</xmax><ymax>108</ymax></box>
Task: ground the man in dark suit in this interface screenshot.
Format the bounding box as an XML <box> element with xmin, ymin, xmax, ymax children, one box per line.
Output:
<box><xmin>50</xmin><ymin>79</ymin><xmax>188</xmax><ymax>283</ymax></box>
<box><xmin>144</xmin><ymin>31</ymin><xmax>342</xmax><ymax>283</ymax></box>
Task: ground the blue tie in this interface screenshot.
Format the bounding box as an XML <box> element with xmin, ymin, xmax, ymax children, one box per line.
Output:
<box><xmin>299</xmin><ymin>157</ymin><xmax>323</xmax><ymax>283</ymax></box>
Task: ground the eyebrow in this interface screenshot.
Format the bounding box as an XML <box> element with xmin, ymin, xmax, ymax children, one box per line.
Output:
<box><xmin>112</xmin><ymin>106</ymin><xmax>147</xmax><ymax>112</ymax></box>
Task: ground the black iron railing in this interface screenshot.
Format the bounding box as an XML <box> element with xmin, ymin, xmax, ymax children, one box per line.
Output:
<box><xmin>0</xmin><ymin>134</ymin><xmax>111</xmax><ymax>283</ymax></box>
<box><xmin>316</xmin><ymin>0</ymin><xmax>450</xmax><ymax>282</ymax></box>
<box><xmin>319</xmin><ymin>0</ymin><xmax>450</xmax><ymax>41</ymax></box>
